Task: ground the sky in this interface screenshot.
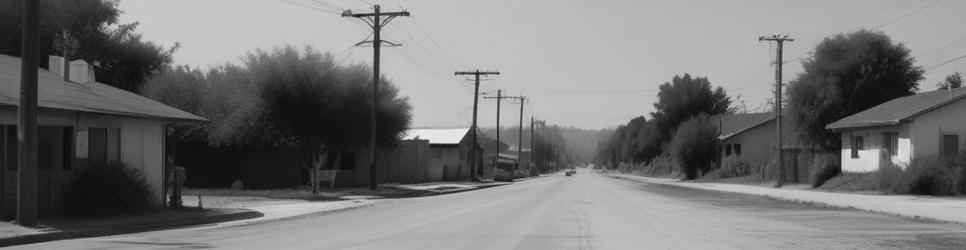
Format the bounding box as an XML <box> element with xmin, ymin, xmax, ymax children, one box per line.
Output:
<box><xmin>117</xmin><ymin>0</ymin><xmax>966</xmax><ymax>130</ymax></box>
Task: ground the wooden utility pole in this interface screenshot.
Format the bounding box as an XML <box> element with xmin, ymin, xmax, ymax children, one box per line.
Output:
<box><xmin>343</xmin><ymin>5</ymin><xmax>409</xmax><ymax>190</ymax></box>
<box><xmin>759</xmin><ymin>34</ymin><xmax>793</xmax><ymax>188</ymax></box>
<box><xmin>455</xmin><ymin>70</ymin><xmax>500</xmax><ymax>181</ymax></box>
<box><xmin>516</xmin><ymin>96</ymin><xmax>526</xmax><ymax>173</ymax></box>
<box><xmin>530</xmin><ymin>117</ymin><xmax>535</xmax><ymax>173</ymax></box>
<box><xmin>18</xmin><ymin>0</ymin><xmax>40</xmax><ymax>226</ymax></box>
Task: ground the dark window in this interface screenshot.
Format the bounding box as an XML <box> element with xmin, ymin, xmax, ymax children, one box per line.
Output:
<box><xmin>942</xmin><ymin>134</ymin><xmax>959</xmax><ymax>157</ymax></box>
<box><xmin>734</xmin><ymin>144</ymin><xmax>742</xmax><ymax>156</ymax></box>
<box><xmin>725</xmin><ymin>144</ymin><xmax>732</xmax><ymax>156</ymax></box>
<box><xmin>882</xmin><ymin>132</ymin><xmax>898</xmax><ymax>156</ymax></box>
<box><xmin>63</xmin><ymin>127</ymin><xmax>73</xmax><ymax>169</ymax></box>
<box><xmin>89</xmin><ymin>128</ymin><xmax>108</xmax><ymax>166</ymax></box>
<box><xmin>4</xmin><ymin>125</ymin><xmax>16</xmax><ymax>171</ymax></box>
<box><xmin>851</xmin><ymin>136</ymin><xmax>863</xmax><ymax>159</ymax></box>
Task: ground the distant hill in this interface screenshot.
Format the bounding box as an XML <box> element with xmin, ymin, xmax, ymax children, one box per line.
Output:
<box><xmin>480</xmin><ymin>125</ymin><xmax>613</xmax><ymax>164</ymax></box>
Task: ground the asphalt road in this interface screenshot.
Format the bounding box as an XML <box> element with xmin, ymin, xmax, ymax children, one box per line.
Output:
<box><xmin>18</xmin><ymin>169</ymin><xmax>966</xmax><ymax>249</ymax></box>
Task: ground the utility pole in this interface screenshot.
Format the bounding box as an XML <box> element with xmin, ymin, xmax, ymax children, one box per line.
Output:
<box><xmin>515</xmin><ymin>96</ymin><xmax>526</xmax><ymax>173</ymax></box>
<box><xmin>455</xmin><ymin>70</ymin><xmax>500</xmax><ymax>181</ymax></box>
<box><xmin>343</xmin><ymin>5</ymin><xmax>410</xmax><ymax>190</ymax></box>
<box><xmin>759</xmin><ymin>34</ymin><xmax>793</xmax><ymax>188</ymax></box>
<box><xmin>530</xmin><ymin>117</ymin><xmax>535</xmax><ymax>173</ymax></box>
<box><xmin>18</xmin><ymin>0</ymin><xmax>40</xmax><ymax>226</ymax></box>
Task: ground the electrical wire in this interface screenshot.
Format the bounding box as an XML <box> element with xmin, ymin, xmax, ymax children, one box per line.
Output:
<box><xmin>279</xmin><ymin>0</ymin><xmax>342</xmax><ymax>15</ymax></box>
<box><xmin>874</xmin><ymin>0</ymin><xmax>940</xmax><ymax>29</ymax></box>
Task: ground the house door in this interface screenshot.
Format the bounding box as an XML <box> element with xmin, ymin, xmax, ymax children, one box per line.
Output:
<box><xmin>942</xmin><ymin>134</ymin><xmax>959</xmax><ymax>157</ymax></box>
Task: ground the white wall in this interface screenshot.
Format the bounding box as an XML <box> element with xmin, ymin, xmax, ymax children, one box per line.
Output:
<box><xmin>840</xmin><ymin>125</ymin><xmax>911</xmax><ymax>173</ymax></box>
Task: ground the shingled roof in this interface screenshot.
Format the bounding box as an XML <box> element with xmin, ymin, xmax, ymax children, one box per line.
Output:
<box><xmin>0</xmin><ymin>55</ymin><xmax>207</xmax><ymax>122</ymax></box>
<box><xmin>826</xmin><ymin>87</ymin><xmax>966</xmax><ymax>131</ymax></box>
<box><xmin>711</xmin><ymin>112</ymin><xmax>775</xmax><ymax>140</ymax></box>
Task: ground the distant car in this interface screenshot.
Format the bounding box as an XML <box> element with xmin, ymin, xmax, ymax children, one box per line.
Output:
<box><xmin>565</xmin><ymin>169</ymin><xmax>577</xmax><ymax>176</ymax></box>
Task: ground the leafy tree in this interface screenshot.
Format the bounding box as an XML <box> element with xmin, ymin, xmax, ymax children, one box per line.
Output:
<box><xmin>787</xmin><ymin>29</ymin><xmax>924</xmax><ymax>150</ymax></box>
<box><xmin>0</xmin><ymin>0</ymin><xmax>176</xmax><ymax>92</ymax></box>
<box><xmin>669</xmin><ymin>114</ymin><xmax>719</xmax><ymax>180</ymax></box>
<box><xmin>937</xmin><ymin>72</ymin><xmax>963</xmax><ymax>90</ymax></box>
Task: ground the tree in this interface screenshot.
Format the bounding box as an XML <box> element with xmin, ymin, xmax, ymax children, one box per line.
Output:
<box><xmin>937</xmin><ymin>72</ymin><xmax>963</xmax><ymax>90</ymax></box>
<box><xmin>787</xmin><ymin>29</ymin><xmax>924</xmax><ymax>150</ymax></box>
<box><xmin>253</xmin><ymin>46</ymin><xmax>411</xmax><ymax>195</ymax></box>
<box><xmin>646</xmin><ymin>74</ymin><xmax>731</xmax><ymax>161</ymax></box>
<box><xmin>0</xmin><ymin>0</ymin><xmax>176</xmax><ymax>92</ymax></box>
<box><xmin>669</xmin><ymin>114</ymin><xmax>719</xmax><ymax>180</ymax></box>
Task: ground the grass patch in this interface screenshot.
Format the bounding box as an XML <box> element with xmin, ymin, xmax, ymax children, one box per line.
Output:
<box><xmin>183</xmin><ymin>186</ymin><xmax>415</xmax><ymax>201</ymax></box>
<box><xmin>818</xmin><ymin>172</ymin><xmax>880</xmax><ymax>193</ymax></box>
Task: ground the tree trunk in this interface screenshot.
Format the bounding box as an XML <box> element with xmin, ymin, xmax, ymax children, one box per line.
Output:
<box><xmin>311</xmin><ymin>151</ymin><xmax>329</xmax><ymax>195</ymax></box>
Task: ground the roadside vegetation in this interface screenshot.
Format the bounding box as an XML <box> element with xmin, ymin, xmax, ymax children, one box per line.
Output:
<box><xmin>820</xmin><ymin>154</ymin><xmax>966</xmax><ymax>196</ymax></box>
<box><xmin>62</xmin><ymin>162</ymin><xmax>155</xmax><ymax>217</ymax></box>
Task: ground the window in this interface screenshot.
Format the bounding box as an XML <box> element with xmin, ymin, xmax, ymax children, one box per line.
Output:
<box><xmin>882</xmin><ymin>132</ymin><xmax>898</xmax><ymax>156</ymax></box>
<box><xmin>733</xmin><ymin>144</ymin><xmax>742</xmax><ymax>157</ymax></box>
<box><xmin>725</xmin><ymin>144</ymin><xmax>732</xmax><ymax>156</ymax></box>
<box><xmin>942</xmin><ymin>134</ymin><xmax>959</xmax><ymax>157</ymax></box>
<box><xmin>851</xmin><ymin>136</ymin><xmax>864</xmax><ymax>159</ymax></box>
<box><xmin>4</xmin><ymin>125</ymin><xmax>16</xmax><ymax>171</ymax></box>
<box><xmin>88</xmin><ymin>128</ymin><xmax>119</xmax><ymax>166</ymax></box>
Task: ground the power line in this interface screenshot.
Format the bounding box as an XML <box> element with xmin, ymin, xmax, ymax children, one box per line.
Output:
<box><xmin>874</xmin><ymin>0</ymin><xmax>940</xmax><ymax>29</ymax></box>
<box><xmin>410</xmin><ymin>17</ymin><xmax>470</xmax><ymax>69</ymax></box>
<box><xmin>279</xmin><ymin>0</ymin><xmax>342</xmax><ymax>14</ymax></box>
<box><xmin>927</xmin><ymin>53</ymin><xmax>966</xmax><ymax>71</ymax></box>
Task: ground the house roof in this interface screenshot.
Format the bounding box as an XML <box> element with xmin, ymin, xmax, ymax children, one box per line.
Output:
<box><xmin>711</xmin><ymin>112</ymin><xmax>775</xmax><ymax>140</ymax></box>
<box><xmin>826</xmin><ymin>87</ymin><xmax>966</xmax><ymax>131</ymax></box>
<box><xmin>0</xmin><ymin>55</ymin><xmax>207</xmax><ymax>122</ymax></box>
<box><xmin>403</xmin><ymin>128</ymin><xmax>472</xmax><ymax>145</ymax></box>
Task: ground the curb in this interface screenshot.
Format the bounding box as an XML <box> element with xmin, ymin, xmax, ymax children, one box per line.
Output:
<box><xmin>224</xmin><ymin>201</ymin><xmax>376</xmax><ymax>228</ymax></box>
<box><xmin>0</xmin><ymin>210</ymin><xmax>262</xmax><ymax>247</ymax></box>
<box><xmin>608</xmin><ymin>174</ymin><xmax>966</xmax><ymax>225</ymax></box>
<box><xmin>430</xmin><ymin>183</ymin><xmax>512</xmax><ymax>195</ymax></box>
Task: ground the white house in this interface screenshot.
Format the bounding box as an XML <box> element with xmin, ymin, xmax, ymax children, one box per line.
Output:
<box><xmin>712</xmin><ymin>112</ymin><xmax>776</xmax><ymax>167</ymax></box>
<box><xmin>827</xmin><ymin>87</ymin><xmax>966</xmax><ymax>172</ymax></box>
<box><xmin>0</xmin><ymin>55</ymin><xmax>207</xmax><ymax>219</ymax></box>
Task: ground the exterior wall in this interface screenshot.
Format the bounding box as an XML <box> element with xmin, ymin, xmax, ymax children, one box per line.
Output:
<box><xmin>0</xmin><ymin>108</ymin><xmax>168</xmax><ymax>219</ymax></box>
<box><xmin>840</xmin><ymin>125</ymin><xmax>907</xmax><ymax>172</ymax></box>
<box><xmin>908</xmin><ymin>96</ymin><xmax>966</xmax><ymax>160</ymax></box>
<box><xmin>720</xmin><ymin>120</ymin><xmax>774</xmax><ymax>167</ymax></box>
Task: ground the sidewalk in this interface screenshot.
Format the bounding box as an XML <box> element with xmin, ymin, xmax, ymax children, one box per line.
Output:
<box><xmin>0</xmin><ymin>199</ymin><xmax>374</xmax><ymax>247</ymax></box>
<box><xmin>611</xmin><ymin>173</ymin><xmax>966</xmax><ymax>224</ymax></box>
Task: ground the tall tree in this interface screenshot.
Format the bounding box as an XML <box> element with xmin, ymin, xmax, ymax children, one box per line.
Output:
<box><xmin>0</xmin><ymin>0</ymin><xmax>176</xmax><ymax>92</ymax></box>
<box><xmin>646</xmin><ymin>74</ymin><xmax>731</xmax><ymax>161</ymax></box>
<box><xmin>937</xmin><ymin>72</ymin><xmax>963</xmax><ymax>90</ymax></box>
<box><xmin>787</xmin><ymin>29</ymin><xmax>924</xmax><ymax>150</ymax></box>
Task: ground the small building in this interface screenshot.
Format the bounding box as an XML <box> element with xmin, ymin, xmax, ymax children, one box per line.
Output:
<box><xmin>0</xmin><ymin>55</ymin><xmax>207</xmax><ymax>219</ymax></box>
<box><xmin>403</xmin><ymin>128</ymin><xmax>484</xmax><ymax>181</ymax></box>
<box><xmin>827</xmin><ymin>88</ymin><xmax>966</xmax><ymax>172</ymax></box>
<box><xmin>712</xmin><ymin>112</ymin><xmax>776</xmax><ymax>167</ymax></box>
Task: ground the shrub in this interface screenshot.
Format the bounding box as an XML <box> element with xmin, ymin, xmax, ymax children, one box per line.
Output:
<box><xmin>810</xmin><ymin>154</ymin><xmax>841</xmax><ymax>188</ymax></box>
<box><xmin>707</xmin><ymin>157</ymin><xmax>752</xmax><ymax>180</ymax></box>
<box><xmin>818</xmin><ymin>172</ymin><xmax>879</xmax><ymax>192</ymax></box>
<box><xmin>62</xmin><ymin>162</ymin><xmax>155</xmax><ymax>217</ymax></box>
<box><xmin>643</xmin><ymin>153</ymin><xmax>676</xmax><ymax>177</ymax></box>
<box><xmin>878</xmin><ymin>162</ymin><xmax>903</xmax><ymax>193</ymax></box>
<box><xmin>900</xmin><ymin>157</ymin><xmax>957</xmax><ymax>196</ymax></box>
<box><xmin>669</xmin><ymin>114</ymin><xmax>720</xmax><ymax>180</ymax></box>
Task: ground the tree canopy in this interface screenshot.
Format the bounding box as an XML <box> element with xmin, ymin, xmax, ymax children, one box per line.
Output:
<box><xmin>597</xmin><ymin>74</ymin><xmax>732</xmax><ymax>167</ymax></box>
<box><xmin>787</xmin><ymin>29</ymin><xmax>924</xmax><ymax>150</ymax></box>
<box><xmin>0</xmin><ymin>0</ymin><xmax>176</xmax><ymax>92</ymax></box>
<box><xmin>937</xmin><ymin>72</ymin><xmax>962</xmax><ymax>90</ymax></box>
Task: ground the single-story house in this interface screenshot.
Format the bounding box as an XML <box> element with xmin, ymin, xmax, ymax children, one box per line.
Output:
<box><xmin>403</xmin><ymin>128</ymin><xmax>484</xmax><ymax>181</ymax></box>
<box><xmin>0</xmin><ymin>55</ymin><xmax>207</xmax><ymax>219</ymax></box>
<box><xmin>827</xmin><ymin>87</ymin><xmax>966</xmax><ymax>172</ymax></box>
<box><xmin>712</xmin><ymin>112</ymin><xmax>776</xmax><ymax>167</ymax></box>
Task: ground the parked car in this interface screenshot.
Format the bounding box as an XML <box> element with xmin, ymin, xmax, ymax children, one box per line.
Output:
<box><xmin>565</xmin><ymin>169</ymin><xmax>577</xmax><ymax>176</ymax></box>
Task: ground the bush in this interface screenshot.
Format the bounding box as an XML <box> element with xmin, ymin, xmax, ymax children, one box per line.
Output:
<box><xmin>900</xmin><ymin>157</ymin><xmax>958</xmax><ymax>196</ymax></box>
<box><xmin>706</xmin><ymin>157</ymin><xmax>752</xmax><ymax>180</ymax></box>
<box><xmin>669</xmin><ymin>114</ymin><xmax>720</xmax><ymax>180</ymax></box>
<box><xmin>818</xmin><ymin>172</ymin><xmax>879</xmax><ymax>192</ymax></box>
<box><xmin>878</xmin><ymin>162</ymin><xmax>903</xmax><ymax>193</ymax></box>
<box><xmin>62</xmin><ymin>162</ymin><xmax>155</xmax><ymax>217</ymax></box>
<box><xmin>810</xmin><ymin>154</ymin><xmax>841</xmax><ymax>188</ymax></box>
